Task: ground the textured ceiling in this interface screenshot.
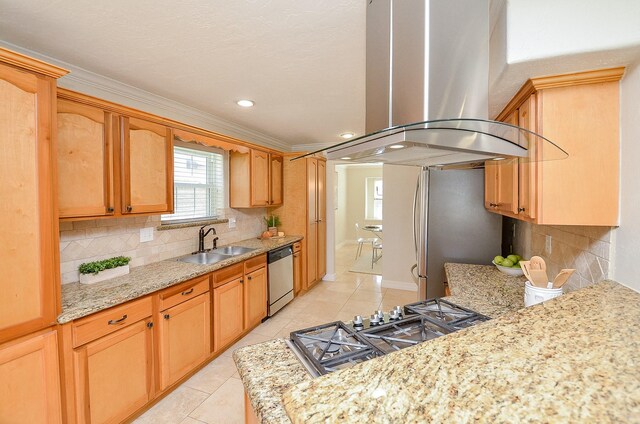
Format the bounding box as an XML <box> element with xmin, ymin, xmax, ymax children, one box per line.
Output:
<box><xmin>0</xmin><ymin>0</ymin><xmax>366</xmax><ymax>148</ymax></box>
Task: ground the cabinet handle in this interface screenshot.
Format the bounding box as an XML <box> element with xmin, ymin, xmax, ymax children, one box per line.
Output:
<box><xmin>164</xmin><ymin>314</ymin><xmax>170</xmax><ymax>320</ymax></box>
<box><xmin>126</xmin><ymin>205</ymin><xmax>133</xmax><ymax>212</ymax></box>
<box><xmin>518</xmin><ymin>207</ymin><xmax>526</xmax><ymax>212</ymax></box>
<box><xmin>181</xmin><ymin>288</ymin><xmax>194</xmax><ymax>296</ymax></box>
<box><xmin>108</xmin><ymin>314</ymin><xmax>128</xmax><ymax>325</ymax></box>
<box><xmin>106</xmin><ymin>207</ymin><xmax>114</xmax><ymax>213</ymax></box>
<box><xmin>147</xmin><ymin>322</ymin><xmax>154</xmax><ymax>329</ymax></box>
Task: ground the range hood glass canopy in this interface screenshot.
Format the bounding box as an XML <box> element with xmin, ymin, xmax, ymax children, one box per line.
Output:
<box><xmin>293</xmin><ymin>119</ymin><xmax>568</xmax><ymax>167</ymax></box>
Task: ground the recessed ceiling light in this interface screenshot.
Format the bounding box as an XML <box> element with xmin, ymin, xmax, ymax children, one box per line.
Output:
<box><xmin>389</xmin><ymin>144</ymin><xmax>405</xmax><ymax>149</ymax></box>
<box><xmin>236</xmin><ymin>99</ymin><xmax>254</xmax><ymax>107</ymax></box>
<box><xmin>340</xmin><ymin>132</ymin><xmax>355</xmax><ymax>139</ymax></box>
<box><xmin>340</xmin><ymin>157</ymin><xmax>352</xmax><ymax>160</ymax></box>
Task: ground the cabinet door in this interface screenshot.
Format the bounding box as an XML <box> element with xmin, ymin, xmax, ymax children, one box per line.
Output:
<box><xmin>494</xmin><ymin>111</ymin><xmax>519</xmax><ymax>214</ymax></box>
<box><xmin>269</xmin><ymin>153</ymin><xmax>283</xmax><ymax>206</ymax></box>
<box><xmin>74</xmin><ymin>319</ymin><xmax>153</xmax><ymax>424</ymax></box>
<box><xmin>293</xmin><ymin>250</ymin><xmax>302</xmax><ymax>295</ymax></box>
<box><xmin>213</xmin><ymin>278</ymin><xmax>244</xmax><ymax>352</ymax></box>
<box><xmin>158</xmin><ymin>293</ymin><xmax>211</xmax><ymax>390</ymax></box>
<box><xmin>250</xmin><ymin>149</ymin><xmax>270</xmax><ymax>206</ymax></box>
<box><xmin>484</xmin><ymin>160</ymin><xmax>499</xmax><ymax>209</ymax></box>
<box><xmin>0</xmin><ymin>330</ymin><xmax>62</xmax><ymax>423</ymax></box>
<box><xmin>0</xmin><ymin>62</ymin><xmax>58</xmax><ymax>343</ymax></box>
<box><xmin>518</xmin><ymin>95</ymin><xmax>537</xmax><ymax>220</ymax></box>
<box><xmin>306</xmin><ymin>158</ymin><xmax>318</xmax><ymax>286</ymax></box>
<box><xmin>121</xmin><ymin>116</ymin><xmax>173</xmax><ymax>214</ymax></box>
<box><xmin>316</xmin><ymin>160</ymin><xmax>326</xmax><ymax>279</ymax></box>
<box><xmin>244</xmin><ymin>267</ymin><xmax>267</xmax><ymax>330</ymax></box>
<box><xmin>57</xmin><ymin>99</ymin><xmax>115</xmax><ymax>218</ymax></box>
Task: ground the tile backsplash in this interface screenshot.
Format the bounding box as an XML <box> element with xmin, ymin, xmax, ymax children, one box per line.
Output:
<box><xmin>59</xmin><ymin>208</ymin><xmax>266</xmax><ymax>284</ymax></box>
<box><xmin>514</xmin><ymin>221</ymin><xmax>613</xmax><ymax>292</ymax></box>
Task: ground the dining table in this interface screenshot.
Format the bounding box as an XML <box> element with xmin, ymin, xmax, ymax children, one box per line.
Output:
<box><xmin>363</xmin><ymin>224</ymin><xmax>383</xmax><ymax>240</ymax></box>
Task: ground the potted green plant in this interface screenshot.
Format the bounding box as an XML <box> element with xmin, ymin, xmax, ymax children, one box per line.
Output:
<box><xmin>78</xmin><ymin>256</ymin><xmax>131</xmax><ymax>285</ymax></box>
<box><xmin>264</xmin><ymin>215</ymin><xmax>281</xmax><ymax>236</ymax></box>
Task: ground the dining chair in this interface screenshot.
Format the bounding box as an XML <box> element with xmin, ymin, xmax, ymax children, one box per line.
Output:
<box><xmin>372</xmin><ymin>241</ymin><xmax>383</xmax><ymax>268</ymax></box>
<box><xmin>355</xmin><ymin>223</ymin><xmax>378</xmax><ymax>259</ymax></box>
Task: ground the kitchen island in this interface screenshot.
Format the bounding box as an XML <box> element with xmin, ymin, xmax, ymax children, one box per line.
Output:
<box><xmin>235</xmin><ymin>264</ymin><xmax>640</xmax><ymax>423</ymax></box>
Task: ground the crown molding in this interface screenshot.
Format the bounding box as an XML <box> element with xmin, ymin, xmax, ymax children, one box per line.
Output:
<box><xmin>0</xmin><ymin>46</ymin><xmax>68</xmax><ymax>78</ymax></box>
<box><xmin>0</xmin><ymin>40</ymin><xmax>291</xmax><ymax>152</ymax></box>
<box><xmin>291</xmin><ymin>142</ymin><xmax>335</xmax><ymax>153</ymax></box>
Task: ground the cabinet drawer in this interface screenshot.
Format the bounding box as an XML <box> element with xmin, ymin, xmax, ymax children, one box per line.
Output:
<box><xmin>158</xmin><ymin>275</ymin><xmax>210</xmax><ymax>311</ymax></box>
<box><xmin>213</xmin><ymin>263</ymin><xmax>244</xmax><ymax>288</ymax></box>
<box><xmin>244</xmin><ymin>254</ymin><xmax>267</xmax><ymax>274</ymax></box>
<box><xmin>293</xmin><ymin>242</ymin><xmax>301</xmax><ymax>253</ymax></box>
<box><xmin>72</xmin><ymin>297</ymin><xmax>152</xmax><ymax>348</ymax></box>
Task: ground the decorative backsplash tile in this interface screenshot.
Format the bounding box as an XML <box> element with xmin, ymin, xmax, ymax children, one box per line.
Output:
<box><xmin>515</xmin><ymin>221</ymin><xmax>613</xmax><ymax>292</ymax></box>
<box><xmin>59</xmin><ymin>208</ymin><xmax>267</xmax><ymax>284</ymax></box>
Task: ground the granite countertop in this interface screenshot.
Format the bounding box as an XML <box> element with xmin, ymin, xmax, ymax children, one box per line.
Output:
<box><xmin>282</xmin><ymin>280</ymin><xmax>640</xmax><ymax>422</ymax></box>
<box><xmin>443</xmin><ymin>262</ymin><xmax>528</xmax><ymax>318</ymax></box>
<box><xmin>58</xmin><ymin>235</ymin><xmax>302</xmax><ymax>323</ymax></box>
<box><xmin>233</xmin><ymin>263</ymin><xmax>528</xmax><ymax>423</ymax></box>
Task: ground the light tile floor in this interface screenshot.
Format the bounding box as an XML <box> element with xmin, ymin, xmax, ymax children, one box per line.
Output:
<box><xmin>134</xmin><ymin>245</ymin><xmax>417</xmax><ymax>423</ymax></box>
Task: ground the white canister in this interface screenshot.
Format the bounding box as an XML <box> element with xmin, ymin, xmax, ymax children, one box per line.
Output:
<box><xmin>524</xmin><ymin>281</ymin><xmax>563</xmax><ymax>307</ymax></box>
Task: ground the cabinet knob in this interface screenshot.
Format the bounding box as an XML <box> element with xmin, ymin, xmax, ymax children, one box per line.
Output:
<box><xmin>488</xmin><ymin>203</ymin><xmax>497</xmax><ymax>207</ymax></box>
<box><xmin>147</xmin><ymin>322</ymin><xmax>154</xmax><ymax>329</ymax></box>
<box><xmin>164</xmin><ymin>314</ymin><xmax>170</xmax><ymax>320</ymax></box>
<box><xmin>107</xmin><ymin>207</ymin><xmax>114</xmax><ymax>213</ymax></box>
<box><xmin>518</xmin><ymin>207</ymin><xmax>526</xmax><ymax>212</ymax></box>
<box><xmin>248</xmin><ymin>276</ymin><xmax>252</xmax><ymax>281</ymax></box>
<box><xmin>126</xmin><ymin>205</ymin><xmax>133</xmax><ymax>212</ymax></box>
<box><xmin>240</xmin><ymin>279</ymin><xmax>244</xmax><ymax>284</ymax></box>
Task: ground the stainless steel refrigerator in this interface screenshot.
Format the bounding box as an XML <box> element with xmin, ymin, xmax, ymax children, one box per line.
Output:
<box><xmin>413</xmin><ymin>167</ymin><xmax>502</xmax><ymax>299</ymax></box>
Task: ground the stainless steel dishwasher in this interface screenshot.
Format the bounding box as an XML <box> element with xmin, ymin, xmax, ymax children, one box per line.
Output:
<box><xmin>267</xmin><ymin>245</ymin><xmax>294</xmax><ymax>316</ymax></box>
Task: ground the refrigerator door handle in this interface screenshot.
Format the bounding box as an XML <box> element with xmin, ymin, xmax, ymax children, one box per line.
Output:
<box><xmin>410</xmin><ymin>263</ymin><xmax>418</xmax><ymax>280</ymax></box>
<box><xmin>412</xmin><ymin>173</ymin><xmax>420</xmax><ymax>255</ymax></box>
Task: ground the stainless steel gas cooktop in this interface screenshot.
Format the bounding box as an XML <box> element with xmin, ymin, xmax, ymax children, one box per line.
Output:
<box><xmin>286</xmin><ymin>298</ymin><xmax>489</xmax><ymax>377</ymax></box>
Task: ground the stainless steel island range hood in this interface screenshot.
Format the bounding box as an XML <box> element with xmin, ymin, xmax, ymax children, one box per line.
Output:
<box><xmin>295</xmin><ymin>0</ymin><xmax>567</xmax><ymax>166</ymax></box>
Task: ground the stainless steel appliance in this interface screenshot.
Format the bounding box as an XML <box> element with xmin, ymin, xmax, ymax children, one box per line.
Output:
<box><xmin>413</xmin><ymin>167</ymin><xmax>502</xmax><ymax>299</ymax></box>
<box><xmin>267</xmin><ymin>245</ymin><xmax>294</xmax><ymax>316</ymax></box>
<box><xmin>287</xmin><ymin>299</ymin><xmax>489</xmax><ymax>377</ymax></box>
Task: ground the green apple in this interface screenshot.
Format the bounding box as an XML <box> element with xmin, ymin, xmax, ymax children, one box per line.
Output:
<box><xmin>493</xmin><ymin>255</ymin><xmax>504</xmax><ymax>265</ymax></box>
<box><xmin>506</xmin><ymin>254</ymin><xmax>519</xmax><ymax>264</ymax></box>
<box><xmin>501</xmin><ymin>258</ymin><xmax>514</xmax><ymax>267</ymax></box>
<box><xmin>512</xmin><ymin>264</ymin><xmax>521</xmax><ymax>268</ymax></box>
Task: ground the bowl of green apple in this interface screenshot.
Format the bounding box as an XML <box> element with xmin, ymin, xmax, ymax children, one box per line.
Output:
<box><xmin>492</xmin><ymin>254</ymin><xmax>525</xmax><ymax>276</ymax></box>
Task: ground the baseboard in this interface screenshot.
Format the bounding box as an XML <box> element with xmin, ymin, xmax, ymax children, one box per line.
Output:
<box><xmin>381</xmin><ymin>279</ymin><xmax>418</xmax><ymax>291</ymax></box>
<box><xmin>322</xmin><ymin>273</ymin><xmax>337</xmax><ymax>281</ymax></box>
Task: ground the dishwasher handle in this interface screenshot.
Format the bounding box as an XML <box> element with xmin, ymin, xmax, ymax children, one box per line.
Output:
<box><xmin>268</xmin><ymin>245</ymin><xmax>293</xmax><ymax>263</ymax></box>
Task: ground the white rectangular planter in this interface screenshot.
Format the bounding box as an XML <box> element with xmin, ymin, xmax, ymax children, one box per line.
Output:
<box><xmin>79</xmin><ymin>265</ymin><xmax>130</xmax><ymax>285</ymax></box>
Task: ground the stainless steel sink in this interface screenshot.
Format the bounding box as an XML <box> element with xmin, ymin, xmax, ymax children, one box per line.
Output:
<box><xmin>212</xmin><ymin>246</ymin><xmax>256</xmax><ymax>256</ymax></box>
<box><xmin>177</xmin><ymin>246</ymin><xmax>256</xmax><ymax>265</ymax></box>
<box><xmin>177</xmin><ymin>252</ymin><xmax>233</xmax><ymax>265</ymax></box>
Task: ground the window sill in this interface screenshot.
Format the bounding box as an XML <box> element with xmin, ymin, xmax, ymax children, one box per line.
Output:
<box><xmin>157</xmin><ymin>218</ymin><xmax>229</xmax><ymax>231</ymax></box>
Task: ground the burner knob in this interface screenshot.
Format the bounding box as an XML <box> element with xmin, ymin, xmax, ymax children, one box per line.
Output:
<box><xmin>389</xmin><ymin>309</ymin><xmax>400</xmax><ymax>320</ymax></box>
<box><xmin>370</xmin><ymin>314</ymin><xmax>380</xmax><ymax>325</ymax></box>
<box><xmin>353</xmin><ymin>315</ymin><xmax>363</xmax><ymax>326</ymax></box>
<box><xmin>375</xmin><ymin>310</ymin><xmax>385</xmax><ymax>322</ymax></box>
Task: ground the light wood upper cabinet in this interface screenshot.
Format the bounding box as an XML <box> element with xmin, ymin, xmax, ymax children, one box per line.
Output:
<box><xmin>73</xmin><ymin>318</ymin><xmax>154</xmax><ymax>424</ymax></box>
<box><xmin>0</xmin><ymin>52</ymin><xmax>64</xmax><ymax>344</ymax></box>
<box><xmin>0</xmin><ymin>330</ymin><xmax>62</xmax><ymax>423</ymax></box>
<box><xmin>57</xmin><ymin>99</ymin><xmax>115</xmax><ymax>218</ymax></box>
<box><xmin>485</xmin><ymin>111</ymin><xmax>519</xmax><ymax>215</ymax></box>
<box><xmin>121</xmin><ymin>116</ymin><xmax>173</xmax><ymax>215</ymax></box>
<box><xmin>158</xmin><ymin>293</ymin><xmax>211</xmax><ymax>390</ymax></box>
<box><xmin>488</xmin><ymin>68</ymin><xmax>623</xmax><ymax>226</ymax></box>
<box><xmin>229</xmin><ymin>149</ymin><xmax>284</xmax><ymax>208</ymax></box>
<box><xmin>244</xmin><ymin>266</ymin><xmax>267</xmax><ymax>330</ymax></box>
<box><xmin>213</xmin><ymin>277</ymin><xmax>244</xmax><ymax>352</ymax></box>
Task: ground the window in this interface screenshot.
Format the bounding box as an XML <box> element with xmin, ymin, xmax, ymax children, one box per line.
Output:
<box><xmin>365</xmin><ymin>177</ymin><xmax>383</xmax><ymax>220</ymax></box>
<box><xmin>161</xmin><ymin>142</ymin><xmax>225</xmax><ymax>223</ymax></box>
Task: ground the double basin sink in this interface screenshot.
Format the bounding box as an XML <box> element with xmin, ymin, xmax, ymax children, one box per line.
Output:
<box><xmin>178</xmin><ymin>246</ymin><xmax>256</xmax><ymax>265</ymax></box>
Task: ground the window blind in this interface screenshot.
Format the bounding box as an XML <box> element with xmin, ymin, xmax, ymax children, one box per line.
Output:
<box><xmin>161</xmin><ymin>145</ymin><xmax>225</xmax><ymax>222</ymax></box>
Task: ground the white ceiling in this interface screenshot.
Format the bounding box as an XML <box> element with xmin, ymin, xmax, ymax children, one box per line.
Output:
<box><xmin>0</xmin><ymin>0</ymin><xmax>366</xmax><ymax>149</ymax></box>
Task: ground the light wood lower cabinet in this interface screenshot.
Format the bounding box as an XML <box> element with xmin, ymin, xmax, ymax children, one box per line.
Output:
<box><xmin>73</xmin><ymin>318</ymin><xmax>154</xmax><ymax>424</ymax></box>
<box><xmin>0</xmin><ymin>329</ymin><xmax>62</xmax><ymax>423</ymax></box>
<box><xmin>293</xmin><ymin>243</ymin><xmax>302</xmax><ymax>296</ymax></box>
<box><xmin>244</xmin><ymin>267</ymin><xmax>267</xmax><ymax>330</ymax></box>
<box><xmin>158</xmin><ymin>293</ymin><xmax>211</xmax><ymax>390</ymax></box>
<box><xmin>213</xmin><ymin>277</ymin><xmax>245</xmax><ymax>352</ymax></box>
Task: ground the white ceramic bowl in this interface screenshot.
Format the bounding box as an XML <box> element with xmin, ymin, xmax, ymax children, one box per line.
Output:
<box><xmin>492</xmin><ymin>261</ymin><xmax>525</xmax><ymax>276</ymax></box>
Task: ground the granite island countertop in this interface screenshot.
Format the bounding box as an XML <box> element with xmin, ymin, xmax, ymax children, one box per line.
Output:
<box><xmin>234</xmin><ymin>263</ymin><xmax>528</xmax><ymax>423</ymax></box>
<box><xmin>58</xmin><ymin>235</ymin><xmax>302</xmax><ymax>323</ymax></box>
<box><xmin>282</xmin><ymin>280</ymin><xmax>640</xmax><ymax>423</ymax></box>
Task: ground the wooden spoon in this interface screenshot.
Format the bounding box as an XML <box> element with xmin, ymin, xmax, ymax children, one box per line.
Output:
<box><xmin>530</xmin><ymin>256</ymin><xmax>549</xmax><ymax>284</ymax></box>
<box><xmin>520</xmin><ymin>261</ymin><xmax>545</xmax><ymax>288</ymax></box>
<box><xmin>519</xmin><ymin>261</ymin><xmax>534</xmax><ymax>282</ymax></box>
<box><xmin>553</xmin><ymin>269</ymin><xmax>575</xmax><ymax>288</ymax></box>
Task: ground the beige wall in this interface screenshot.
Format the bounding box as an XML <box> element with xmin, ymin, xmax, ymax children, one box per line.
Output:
<box><xmin>334</xmin><ymin>165</ymin><xmax>349</xmax><ymax>247</ymax></box>
<box><xmin>59</xmin><ymin>208</ymin><xmax>266</xmax><ymax>284</ymax></box>
<box><xmin>514</xmin><ymin>222</ymin><xmax>614</xmax><ymax>292</ymax></box>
